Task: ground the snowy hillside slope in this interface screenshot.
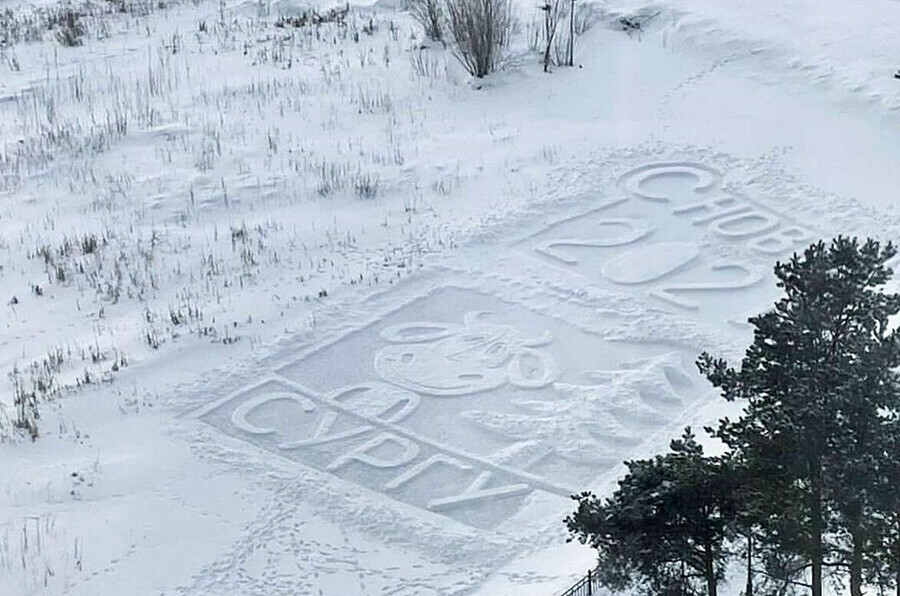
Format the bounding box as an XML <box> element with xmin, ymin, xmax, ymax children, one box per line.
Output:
<box><xmin>607</xmin><ymin>0</ymin><xmax>900</xmax><ymax>110</ymax></box>
<box><xmin>1</xmin><ymin>0</ymin><xmax>900</xmax><ymax>594</ymax></box>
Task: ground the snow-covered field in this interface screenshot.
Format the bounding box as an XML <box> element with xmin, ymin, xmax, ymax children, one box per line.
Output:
<box><xmin>2</xmin><ymin>0</ymin><xmax>900</xmax><ymax>593</ymax></box>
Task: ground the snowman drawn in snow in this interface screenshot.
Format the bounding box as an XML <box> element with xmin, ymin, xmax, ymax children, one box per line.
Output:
<box><xmin>373</xmin><ymin>311</ymin><xmax>559</xmax><ymax>397</ymax></box>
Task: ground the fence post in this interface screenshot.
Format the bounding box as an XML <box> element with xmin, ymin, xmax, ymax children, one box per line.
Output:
<box><xmin>587</xmin><ymin>569</ymin><xmax>592</xmax><ymax>595</ymax></box>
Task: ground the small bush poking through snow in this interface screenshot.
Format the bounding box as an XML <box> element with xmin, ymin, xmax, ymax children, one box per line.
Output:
<box><xmin>55</xmin><ymin>9</ymin><xmax>85</xmax><ymax>46</ymax></box>
<box><xmin>273</xmin><ymin>5</ymin><xmax>349</xmax><ymax>29</ymax></box>
<box><xmin>445</xmin><ymin>0</ymin><xmax>512</xmax><ymax>78</ymax></box>
<box><xmin>354</xmin><ymin>172</ymin><xmax>380</xmax><ymax>199</ymax></box>
<box><xmin>408</xmin><ymin>0</ymin><xmax>445</xmax><ymax>43</ymax></box>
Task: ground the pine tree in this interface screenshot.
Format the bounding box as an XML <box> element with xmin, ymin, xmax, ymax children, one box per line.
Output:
<box><xmin>566</xmin><ymin>428</ymin><xmax>735</xmax><ymax>596</ymax></box>
<box><xmin>698</xmin><ymin>237</ymin><xmax>900</xmax><ymax>596</ymax></box>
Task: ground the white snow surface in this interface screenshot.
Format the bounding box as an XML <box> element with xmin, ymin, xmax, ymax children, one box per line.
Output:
<box><xmin>1</xmin><ymin>0</ymin><xmax>899</xmax><ymax>593</ymax></box>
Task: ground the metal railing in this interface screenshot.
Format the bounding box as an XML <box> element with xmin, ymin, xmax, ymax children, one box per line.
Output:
<box><xmin>558</xmin><ymin>567</ymin><xmax>602</xmax><ymax>596</ymax></box>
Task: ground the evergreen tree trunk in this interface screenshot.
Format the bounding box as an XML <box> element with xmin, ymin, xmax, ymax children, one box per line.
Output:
<box><xmin>849</xmin><ymin>515</ymin><xmax>864</xmax><ymax>596</ymax></box>
<box><xmin>707</xmin><ymin>572</ymin><xmax>718</xmax><ymax>596</ymax></box>
<box><xmin>811</xmin><ymin>557</ymin><xmax>823</xmax><ymax>596</ymax></box>
<box><xmin>849</xmin><ymin>549</ymin><xmax>863</xmax><ymax>596</ymax></box>
<box><xmin>811</xmin><ymin>465</ymin><xmax>824</xmax><ymax>596</ymax></box>
<box><xmin>894</xmin><ymin>537</ymin><xmax>900</xmax><ymax>596</ymax></box>
<box><xmin>746</xmin><ymin>534</ymin><xmax>754</xmax><ymax>596</ymax></box>
<box><xmin>704</xmin><ymin>544</ymin><xmax>718</xmax><ymax>596</ymax></box>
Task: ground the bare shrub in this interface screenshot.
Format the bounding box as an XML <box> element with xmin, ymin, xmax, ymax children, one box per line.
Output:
<box><xmin>55</xmin><ymin>10</ymin><xmax>85</xmax><ymax>47</ymax></box>
<box><xmin>553</xmin><ymin>0</ymin><xmax>600</xmax><ymax>65</ymax></box>
<box><xmin>353</xmin><ymin>84</ymin><xmax>392</xmax><ymax>114</ymax></box>
<box><xmin>1</xmin><ymin>0</ymin><xmax>166</xmax><ymax>48</ymax></box>
<box><xmin>409</xmin><ymin>48</ymin><xmax>447</xmax><ymax>78</ymax></box>
<box><xmin>353</xmin><ymin>172</ymin><xmax>379</xmax><ymax>199</ymax></box>
<box><xmin>539</xmin><ymin>0</ymin><xmax>563</xmax><ymax>72</ymax></box>
<box><xmin>8</xmin><ymin>366</ymin><xmax>41</xmax><ymax>441</ymax></box>
<box><xmin>444</xmin><ymin>0</ymin><xmax>511</xmax><ymax>78</ymax></box>
<box><xmin>408</xmin><ymin>0</ymin><xmax>444</xmax><ymax>42</ymax></box>
<box><xmin>273</xmin><ymin>5</ymin><xmax>349</xmax><ymax>28</ymax></box>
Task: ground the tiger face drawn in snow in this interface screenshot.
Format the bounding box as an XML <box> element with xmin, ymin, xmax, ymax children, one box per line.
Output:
<box><xmin>373</xmin><ymin>311</ymin><xmax>559</xmax><ymax>397</ymax></box>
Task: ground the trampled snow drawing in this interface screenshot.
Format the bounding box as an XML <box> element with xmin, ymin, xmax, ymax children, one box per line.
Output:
<box><xmin>199</xmin><ymin>285</ymin><xmax>706</xmax><ymax>531</ymax></box>
<box><xmin>516</xmin><ymin>162</ymin><xmax>819</xmax><ymax>330</ymax></box>
<box><xmin>3</xmin><ymin>0</ymin><xmax>900</xmax><ymax>592</ymax></box>
<box><xmin>373</xmin><ymin>311</ymin><xmax>559</xmax><ymax>396</ymax></box>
